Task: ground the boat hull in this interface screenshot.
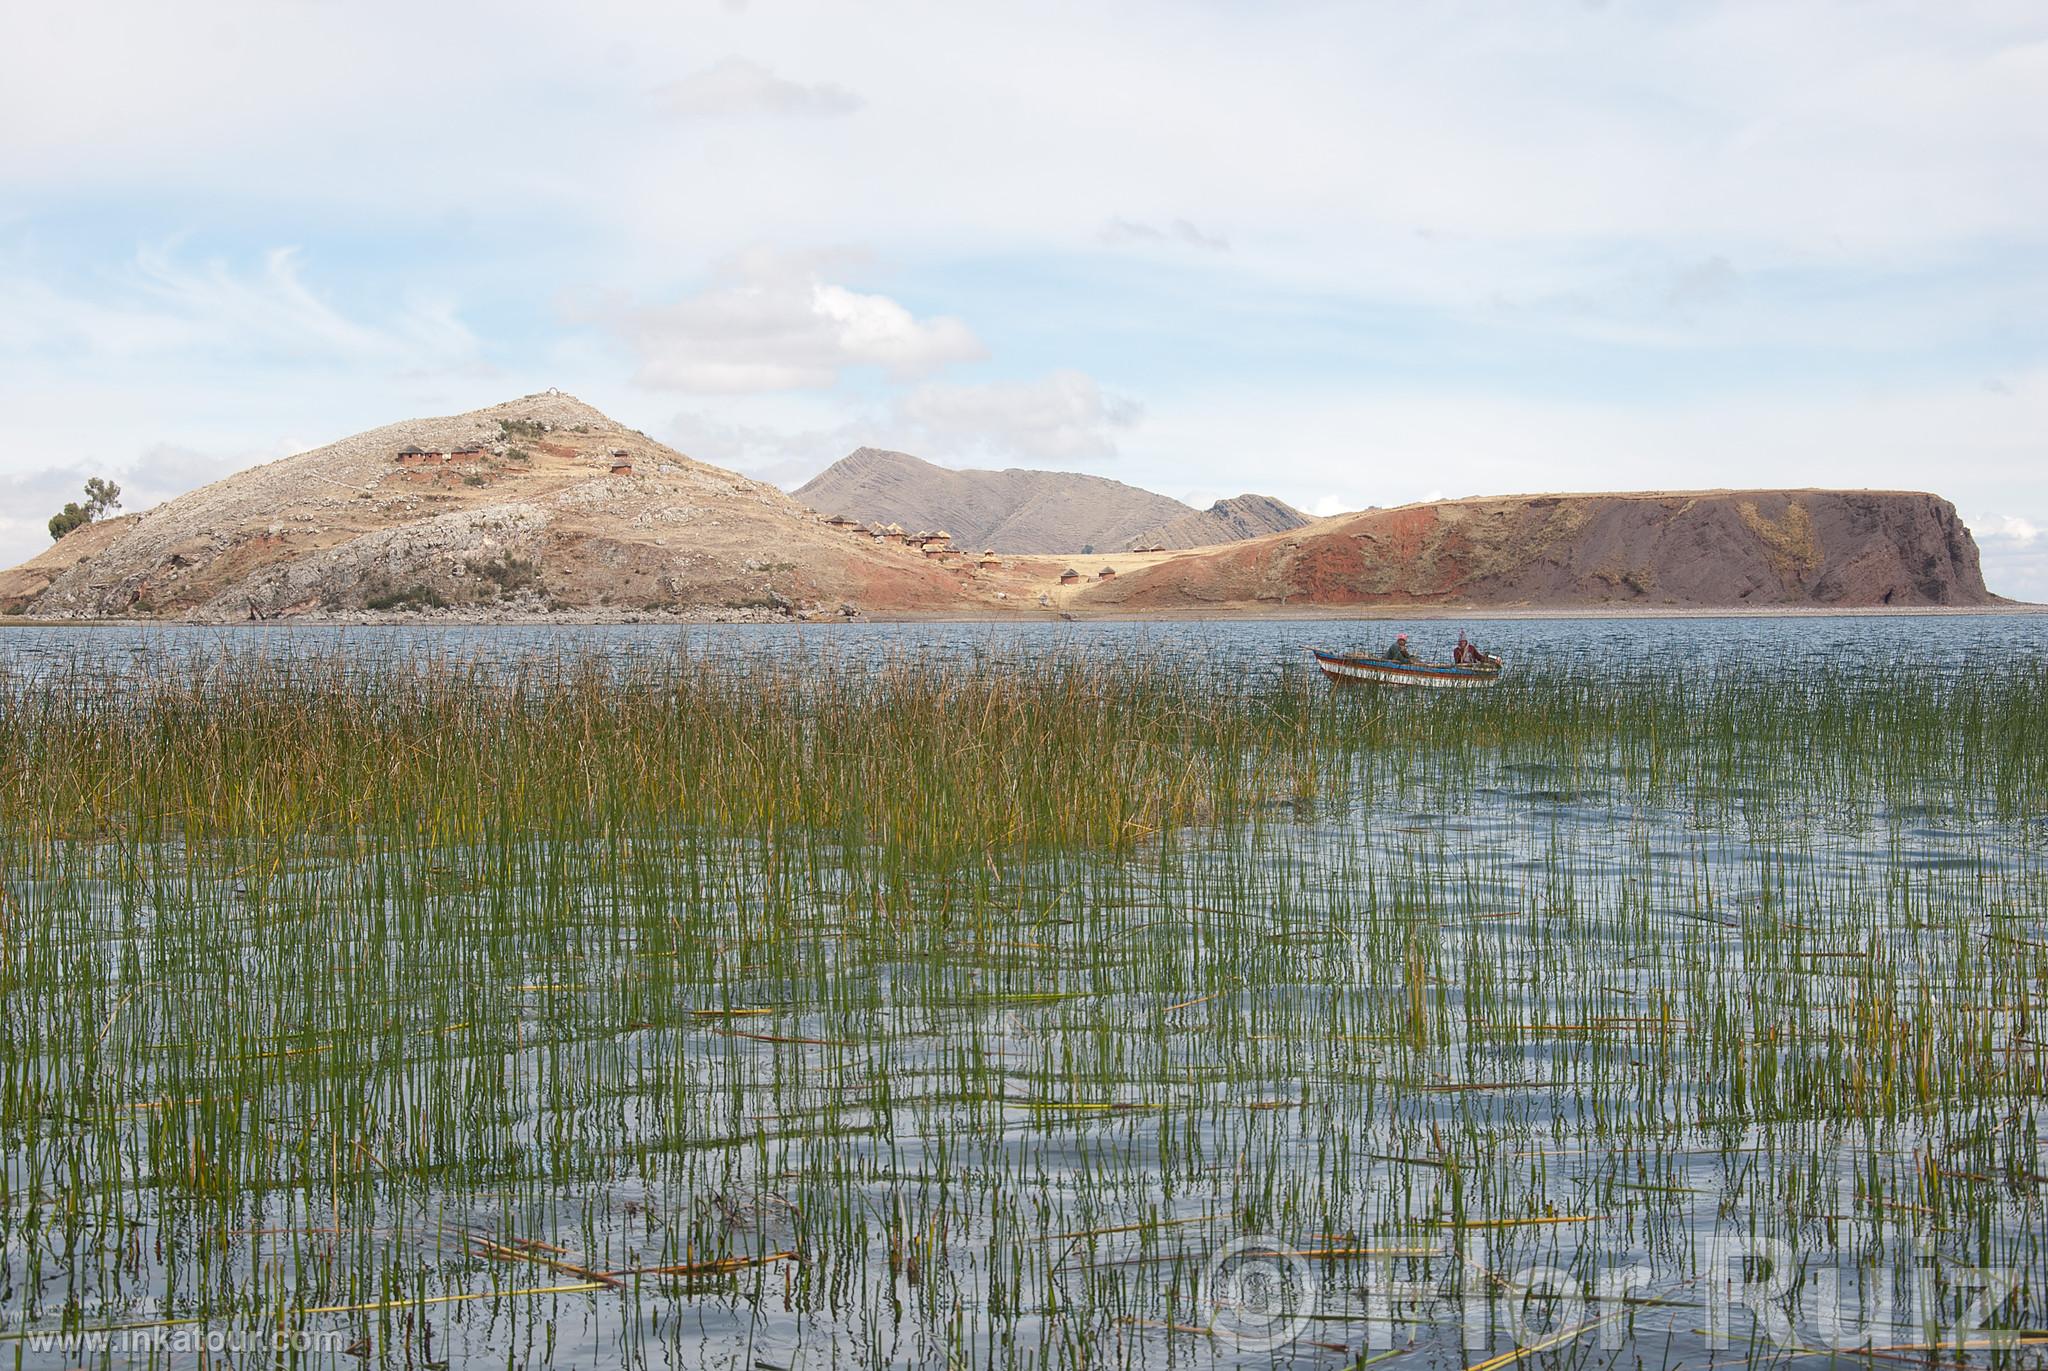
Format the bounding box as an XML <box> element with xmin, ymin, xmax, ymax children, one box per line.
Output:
<box><xmin>1311</xmin><ymin>649</ymin><xmax>1503</xmax><ymax>689</ymax></box>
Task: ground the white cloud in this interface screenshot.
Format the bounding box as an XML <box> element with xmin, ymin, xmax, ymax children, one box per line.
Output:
<box><xmin>895</xmin><ymin>370</ymin><xmax>1141</xmax><ymax>463</ymax></box>
<box><xmin>1101</xmin><ymin>218</ymin><xmax>1230</xmax><ymax>252</ymax></box>
<box><xmin>1976</xmin><ymin>513</ymin><xmax>2040</xmax><ymax>543</ymax></box>
<box><xmin>0</xmin><ymin>245</ymin><xmax>479</xmax><ymax>369</ymax></box>
<box><xmin>653</xmin><ymin>368</ymin><xmax>1144</xmax><ymax>483</ymax></box>
<box><xmin>654</xmin><ymin>57</ymin><xmax>862</xmax><ymax>118</ymax></box>
<box><xmin>1973</xmin><ymin>512</ymin><xmax>2048</xmax><ymax>603</ymax></box>
<box><xmin>587</xmin><ymin>251</ymin><xmax>983</xmax><ymax>392</ymax></box>
<box><xmin>661</xmin><ymin>407</ymin><xmax>870</xmax><ymax>487</ymax></box>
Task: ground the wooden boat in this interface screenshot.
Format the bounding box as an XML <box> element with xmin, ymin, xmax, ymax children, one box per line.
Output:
<box><xmin>1310</xmin><ymin>648</ymin><xmax>1504</xmax><ymax>689</ymax></box>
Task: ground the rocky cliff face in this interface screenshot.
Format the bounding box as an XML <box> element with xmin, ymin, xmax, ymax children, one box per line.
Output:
<box><xmin>793</xmin><ymin>448</ymin><xmax>1305</xmax><ymax>553</ymax></box>
<box><xmin>1083</xmin><ymin>490</ymin><xmax>1997</xmax><ymax>610</ymax></box>
<box><xmin>0</xmin><ymin>395</ymin><xmax>1004</xmax><ymax>622</ymax></box>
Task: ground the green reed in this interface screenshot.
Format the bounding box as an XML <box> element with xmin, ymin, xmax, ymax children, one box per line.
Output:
<box><xmin>1</xmin><ymin>648</ymin><xmax>2045</xmax><ymax>1367</ymax></box>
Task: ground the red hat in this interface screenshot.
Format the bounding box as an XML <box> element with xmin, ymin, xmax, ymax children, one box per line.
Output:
<box><xmin>1396</xmin><ymin>633</ymin><xmax>1408</xmax><ymax>640</ymax></box>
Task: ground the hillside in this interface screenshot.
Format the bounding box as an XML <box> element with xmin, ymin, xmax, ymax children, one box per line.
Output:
<box><xmin>2</xmin><ymin>408</ymin><xmax>2002</xmax><ymax>623</ymax></box>
<box><xmin>1131</xmin><ymin>494</ymin><xmax>1312</xmax><ymax>550</ymax></box>
<box><xmin>1068</xmin><ymin>490</ymin><xmax>1997</xmax><ymax>611</ymax></box>
<box><xmin>792</xmin><ymin>448</ymin><xmax>1308</xmax><ymax>553</ymax></box>
<box><xmin>0</xmin><ymin>393</ymin><xmax>1011</xmax><ymax>622</ymax></box>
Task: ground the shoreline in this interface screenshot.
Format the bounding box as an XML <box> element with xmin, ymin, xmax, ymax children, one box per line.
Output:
<box><xmin>1</xmin><ymin>601</ymin><xmax>2043</xmax><ymax>629</ymax></box>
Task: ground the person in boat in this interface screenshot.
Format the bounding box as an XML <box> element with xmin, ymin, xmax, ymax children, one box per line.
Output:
<box><xmin>1454</xmin><ymin>631</ymin><xmax>1482</xmax><ymax>665</ymax></box>
<box><xmin>1385</xmin><ymin>633</ymin><xmax>1414</xmax><ymax>663</ymax></box>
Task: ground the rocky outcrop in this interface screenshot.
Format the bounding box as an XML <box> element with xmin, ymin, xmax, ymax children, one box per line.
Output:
<box><xmin>793</xmin><ymin>448</ymin><xmax>1304</xmax><ymax>553</ymax></box>
<box><xmin>1082</xmin><ymin>490</ymin><xmax>1998</xmax><ymax>610</ymax></box>
<box><xmin>0</xmin><ymin>394</ymin><xmax>1008</xmax><ymax>622</ymax></box>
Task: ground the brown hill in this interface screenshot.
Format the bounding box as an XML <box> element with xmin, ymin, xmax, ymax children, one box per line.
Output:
<box><xmin>1070</xmin><ymin>490</ymin><xmax>1997</xmax><ymax>611</ymax></box>
<box><xmin>1132</xmin><ymin>494</ymin><xmax>1311</xmax><ymax>550</ymax></box>
<box><xmin>0</xmin><ymin>393</ymin><xmax>1010</xmax><ymax>622</ymax></box>
<box><xmin>3</xmin><ymin>406</ymin><xmax>2000</xmax><ymax>624</ymax></box>
<box><xmin>792</xmin><ymin>448</ymin><xmax>1307</xmax><ymax>553</ymax></box>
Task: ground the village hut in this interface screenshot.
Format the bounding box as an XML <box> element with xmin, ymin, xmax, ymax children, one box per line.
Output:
<box><xmin>1059</xmin><ymin>567</ymin><xmax>1082</xmax><ymax>585</ymax></box>
<box><xmin>1097</xmin><ymin>566</ymin><xmax>1117</xmax><ymax>580</ymax></box>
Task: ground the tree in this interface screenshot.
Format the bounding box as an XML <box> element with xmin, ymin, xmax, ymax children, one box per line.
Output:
<box><xmin>48</xmin><ymin>503</ymin><xmax>89</xmax><ymax>540</ymax></box>
<box><xmin>83</xmin><ymin>477</ymin><xmax>121</xmax><ymax>518</ymax></box>
<box><xmin>48</xmin><ymin>478</ymin><xmax>122</xmax><ymax>541</ymax></box>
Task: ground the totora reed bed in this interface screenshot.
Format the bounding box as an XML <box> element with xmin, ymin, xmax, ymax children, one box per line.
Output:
<box><xmin>3</xmin><ymin>647</ymin><xmax>2048</xmax><ymax>1366</ymax></box>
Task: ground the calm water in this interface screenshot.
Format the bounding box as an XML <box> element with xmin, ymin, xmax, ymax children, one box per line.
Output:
<box><xmin>4</xmin><ymin>611</ymin><xmax>2047</xmax><ymax>681</ymax></box>
<box><xmin>5</xmin><ymin>615</ymin><xmax>2047</xmax><ymax>1368</ymax></box>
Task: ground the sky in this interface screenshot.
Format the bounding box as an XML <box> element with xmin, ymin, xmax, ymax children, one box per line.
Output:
<box><xmin>3</xmin><ymin>1</ymin><xmax>2046</xmax><ymax>598</ymax></box>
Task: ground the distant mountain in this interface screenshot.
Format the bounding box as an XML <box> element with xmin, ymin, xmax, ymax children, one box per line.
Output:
<box><xmin>1133</xmin><ymin>494</ymin><xmax>1313</xmax><ymax>550</ymax></box>
<box><xmin>793</xmin><ymin>447</ymin><xmax>1310</xmax><ymax>553</ymax></box>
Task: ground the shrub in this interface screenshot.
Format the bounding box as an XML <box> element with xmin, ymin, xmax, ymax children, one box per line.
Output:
<box><xmin>48</xmin><ymin>502</ymin><xmax>90</xmax><ymax>541</ymax></box>
<box><xmin>469</xmin><ymin>556</ymin><xmax>541</xmax><ymax>597</ymax></box>
<box><xmin>364</xmin><ymin>584</ymin><xmax>447</xmax><ymax>612</ymax></box>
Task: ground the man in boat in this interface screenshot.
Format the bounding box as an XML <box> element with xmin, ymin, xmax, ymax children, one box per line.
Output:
<box><xmin>1385</xmin><ymin>633</ymin><xmax>1414</xmax><ymax>663</ymax></box>
<box><xmin>1454</xmin><ymin>632</ymin><xmax>1481</xmax><ymax>665</ymax></box>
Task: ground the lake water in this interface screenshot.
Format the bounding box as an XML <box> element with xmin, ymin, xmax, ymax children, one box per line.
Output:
<box><xmin>4</xmin><ymin>610</ymin><xmax>2047</xmax><ymax>682</ymax></box>
<box><xmin>4</xmin><ymin>614</ymin><xmax>2047</xmax><ymax>1368</ymax></box>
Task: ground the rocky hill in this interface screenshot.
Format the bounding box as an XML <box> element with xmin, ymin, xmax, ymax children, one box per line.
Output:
<box><xmin>1131</xmin><ymin>494</ymin><xmax>1312</xmax><ymax>550</ymax></box>
<box><xmin>0</xmin><ymin>393</ymin><xmax>1010</xmax><ymax>622</ymax></box>
<box><xmin>3</xmin><ymin>407</ymin><xmax>2001</xmax><ymax>623</ymax></box>
<box><xmin>1072</xmin><ymin>490</ymin><xmax>1998</xmax><ymax>611</ymax></box>
<box><xmin>793</xmin><ymin>448</ymin><xmax>1308</xmax><ymax>553</ymax></box>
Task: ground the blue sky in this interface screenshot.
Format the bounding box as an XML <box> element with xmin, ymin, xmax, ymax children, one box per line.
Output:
<box><xmin>4</xmin><ymin>0</ymin><xmax>2046</xmax><ymax>597</ymax></box>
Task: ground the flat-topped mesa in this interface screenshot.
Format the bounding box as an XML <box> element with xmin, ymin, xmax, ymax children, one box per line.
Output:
<box><xmin>0</xmin><ymin>394</ymin><xmax>1001</xmax><ymax>622</ymax></box>
<box><xmin>1082</xmin><ymin>489</ymin><xmax>1998</xmax><ymax>610</ymax></box>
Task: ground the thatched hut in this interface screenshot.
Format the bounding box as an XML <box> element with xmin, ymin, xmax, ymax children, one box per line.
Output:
<box><xmin>1059</xmin><ymin>567</ymin><xmax>1081</xmax><ymax>585</ymax></box>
